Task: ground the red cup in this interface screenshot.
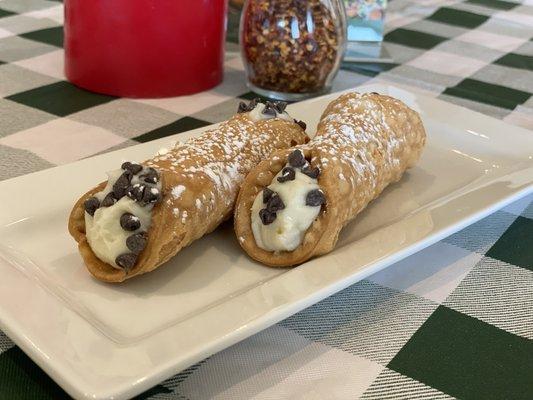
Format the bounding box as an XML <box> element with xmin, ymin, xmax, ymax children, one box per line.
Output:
<box><xmin>64</xmin><ymin>0</ymin><xmax>228</xmax><ymax>98</ymax></box>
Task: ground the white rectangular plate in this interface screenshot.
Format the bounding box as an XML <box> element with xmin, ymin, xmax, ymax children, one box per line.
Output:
<box><xmin>0</xmin><ymin>83</ymin><xmax>532</xmax><ymax>400</ymax></box>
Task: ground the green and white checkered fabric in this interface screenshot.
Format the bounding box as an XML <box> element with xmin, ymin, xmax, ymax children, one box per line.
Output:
<box><xmin>0</xmin><ymin>0</ymin><xmax>532</xmax><ymax>399</ymax></box>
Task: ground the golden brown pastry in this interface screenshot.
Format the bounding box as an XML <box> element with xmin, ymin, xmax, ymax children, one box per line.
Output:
<box><xmin>234</xmin><ymin>92</ymin><xmax>426</xmax><ymax>267</ymax></box>
<box><xmin>69</xmin><ymin>100</ymin><xmax>308</xmax><ymax>282</ymax></box>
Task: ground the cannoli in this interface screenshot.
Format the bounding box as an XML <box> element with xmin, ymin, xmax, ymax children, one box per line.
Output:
<box><xmin>69</xmin><ymin>100</ymin><xmax>308</xmax><ymax>282</ymax></box>
<box><xmin>234</xmin><ymin>92</ymin><xmax>426</xmax><ymax>266</ymax></box>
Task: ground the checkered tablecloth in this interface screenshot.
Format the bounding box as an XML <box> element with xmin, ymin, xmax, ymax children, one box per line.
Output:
<box><xmin>1</xmin><ymin>0</ymin><xmax>532</xmax><ymax>399</ymax></box>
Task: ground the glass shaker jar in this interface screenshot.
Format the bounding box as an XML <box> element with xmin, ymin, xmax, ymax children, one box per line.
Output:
<box><xmin>240</xmin><ymin>0</ymin><xmax>347</xmax><ymax>101</ymax></box>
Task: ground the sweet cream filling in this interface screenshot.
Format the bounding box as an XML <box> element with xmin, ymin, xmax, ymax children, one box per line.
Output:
<box><xmin>85</xmin><ymin>197</ymin><xmax>151</xmax><ymax>268</ymax></box>
<box><xmin>84</xmin><ymin>164</ymin><xmax>162</xmax><ymax>270</ymax></box>
<box><xmin>251</xmin><ymin>157</ymin><xmax>323</xmax><ymax>252</ymax></box>
<box><xmin>248</xmin><ymin>102</ymin><xmax>292</xmax><ymax>122</ymax></box>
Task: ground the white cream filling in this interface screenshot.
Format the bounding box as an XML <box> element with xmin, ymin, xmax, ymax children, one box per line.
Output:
<box><xmin>251</xmin><ymin>167</ymin><xmax>321</xmax><ymax>252</ymax></box>
<box><xmin>248</xmin><ymin>102</ymin><xmax>293</xmax><ymax>122</ymax></box>
<box><xmin>84</xmin><ymin>167</ymin><xmax>160</xmax><ymax>269</ymax></box>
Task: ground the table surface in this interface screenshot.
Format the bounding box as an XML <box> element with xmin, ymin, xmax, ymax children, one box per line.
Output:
<box><xmin>1</xmin><ymin>0</ymin><xmax>532</xmax><ymax>399</ymax></box>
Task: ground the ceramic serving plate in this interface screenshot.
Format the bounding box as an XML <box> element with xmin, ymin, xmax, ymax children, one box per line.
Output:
<box><xmin>0</xmin><ymin>83</ymin><xmax>531</xmax><ymax>400</ymax></box>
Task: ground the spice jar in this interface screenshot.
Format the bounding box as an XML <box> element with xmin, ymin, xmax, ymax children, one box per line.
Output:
<box><xmin>240</xmin><ymin>0</ymin><xmax>346</xmax><ymax>101</ymax></box>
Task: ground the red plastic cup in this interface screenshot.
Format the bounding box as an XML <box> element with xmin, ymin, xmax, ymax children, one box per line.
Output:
<box><xmin>64</xmin><ymin>0</ymin><xmax>228</xmax><ymax>98</ymax></box>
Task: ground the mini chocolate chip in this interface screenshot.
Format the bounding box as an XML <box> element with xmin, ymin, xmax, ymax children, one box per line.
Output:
<box><xmin>237</xmin><ymin>101</ymin><xmax>248</xmax><ymax>113</ymax></box>
<box><xmin>142</xmin><ymin>186</ymin><xmax>161</xmax><ymax>204</ymax></box>
<box><xmin>101</xmin><ymin>192</ymin><xmax>117</xmax><ymax>207</ymax></box>
<box><xmin>115</xmin><ymin>253</ymin><xmax>137</xmax><ymax>270</ymax></box>
<box><xmin>259</xmin><ymin>209</ymin><xmax>276</xmax><ymax>225</ymax></box>
<box><xmin>305</xmin><ymin>189</ymin><xmax>326</xmax><ymax>207</ymax></box>
<box><xmin>84</xmin><ymin>196</ymin><xmax>100</xmax><ymax>216</ymax></box>
<box><xmin>295</xmin><ymin>119</ymin><xmax>307</xmax><ymax>130</ymax></box>
<box><xmin>113</xmin><ymin>171</ymin><xmax>132</xmax><ymax>198</ymax></box>
<box><xmin>142</xmin><ymin>175</ymin><xmax>158</xmax><ymax>184</ymax></box>
<box><xmin>274</xmin><ymin>101</ymin><xmax>287</xmax><ymax>113</ymax></box>
<box><xmin>238</xmin><ymin>98</ymin><xmax>261</xmax><ymax>113</ymax></box>
<box><xmin>262</xmin><ymin>187</ymin><xmax>274</xmax><ymax>204</ymax></box>
<box><xmin>262</xmin><ymin>105</ymin><xmax>277</xmax><ymax>117</ymax></box>
<box><xmin>301</xmin><ymin>166</ymin><xmax>320</xmax><ymax>179</ymax></box>
<box><xmin>265</xmin><ymin>101</ymin><xmax>284</xmax><ymax>114</ymax></box>
<box><xmin>266</xmin><ymin>194</ymin><xmax>285</xmax><ymax>212</ymax></box>
<box><xmin>127</xmin><ymin>184</ymin><xmax>145</xmax><ymax>202</ymax></box>
<box><xmin>288</xmin><ymin>149</ymin><xmax>306</xmax><ymax>168</ymax></box>
<box><xmin>120</xmin><ymin>212</ymin><xmax>141</xmax><ymax>231</ymax></box>
<box><xmin>114</xmin><ymin>185</ymin><xmax>128</xmax><ymax>199</ymax></box>
<box><xmin>121</xmin><ymin>161</ymin><xmax>143</xmax><ymax>175</ymax></box>
<box><xmin>126</xmin><ymin>232</ymin><xmax>147</xmax><ymax>254</ymax></box>
<box><xmin>140</xmin><ymin>167</ymin><xmax>159</xmax><ymax>184</ymax></box>
<box><xmin>249</xmin><ymin>98</ymin><xmax>260</xmax><ymax>109</ymax></box>
<box><xmin>277</xmin><ymin>167</ymin><xmax>296</xmax><ymax>183</ymax></box>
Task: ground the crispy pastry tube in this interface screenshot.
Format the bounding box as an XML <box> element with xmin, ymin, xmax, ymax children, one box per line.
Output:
<box><xmin>69</xmin><ymin>100</ymin><xmax>308</xmax><ymax>282</ymax></box>
<box><xmin>234</xmin><ymin>92</ymin><xmax>426</xmax><ymax>266</ymax></box>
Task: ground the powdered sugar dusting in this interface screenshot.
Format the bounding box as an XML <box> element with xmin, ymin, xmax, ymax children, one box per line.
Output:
<box><xmin>305</xmin><ymin>92</ymin><xmax>408</xmax><ymax>192</ymax></box>
<box><xmin>339</xmin><ymin>125</ymin><xmax>355</xmax><ymax>141</ymax></box>
<box><xmin>145</xmin><ymin>109</ymin><xmax>305</xmax><ymax>233</ymax></box>
<box><xmin>171</xmin><ymin>185</ymin><xmax>186</xmax><ymax>199</ymax></box>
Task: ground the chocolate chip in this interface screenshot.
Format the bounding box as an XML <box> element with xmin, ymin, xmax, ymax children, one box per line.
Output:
<box><xmin>237</xmin><ymin>101</ymin><xmax>248</xmax><ymax>113</ymax></box>
<box><xmin>127</xmin><ymin>184</ymin><xmax>145</xmax><ymax>202</ymax></box>
<box><xmin>273</xmin><ymin>101</ymin><xmax>287</xmax><ymax>113</ymax></box>
<box><xmin>113</xmin><ymin>171</ymin><xmax>132</xmax><ymax>198</ymax></box>
<box><xmin>277</xmin><ymin>167</ymin><xmax>296</xmax><ymax>183</ymax></box>
<box><xmin>262</xmin><ymin>187</ymin><xmax>274</xmax><ymax>204</ymax></box>
<box><xmin>238</xmin><ymin>98</ymin><xmax>261</xmax><ymax>113</ymax></box>
<box><xmin>101</xmin><ymin>192</ymin><xmax>117</xmax><ymax>207</ymax></box>
<box><xmin>266</xmin><ymin>194</ymin><xmax>285</xmax><ymax>212</ymax></box>
<box><xmin>114</xmin><ymin>185</ymin><xmax>128</xmax><ymax>199</ymax></box>
<box><xmin>132</xmin><ymin>164</ymin><xmax>143</xmax><ymax>174</ymax></box>
<box><xmin>305</xmin><ymin>189</ymin><xmax>326</xmax><ymax>207</ymax></box>
<box><xmin>142</xmin><ymin>175</ymin><xmax>158</xmax><ymax>184</ymax></box>
<box><xmin>120</xmin><ymin>212</ymin><xmax>141</xmax><ymax>231</ymax></box>
<box><xmin>249</xmin><ymin>98</ymin><xmax>260</xmax><ymax>109</ymax></box>
<box><xmin>142</xmin><ymin>186</ymin><xmax>161</xmax><ymax>204</ymax></box>
<box><xmin>301</xmin><ymin>166</ymin><xmax>320</xmax><ymax>179</ymax></box>
<box><xmin>288</xmin><ymin>149</ymin><xmax>306</xmax><ymax>168</ymax></box>
<box><xmin>84</xmin><ymin>196</ymin><xmax>100</xmax><ymax>216</ymax></box>
<box><xmin>115</xmin><ymin>253</ymin><xmax>137</xmax><ymax>270</ymax></box>
<box><xmin>262</xmin><ymin>104</ymin><xmax>277</xmax><ymax>117</ymax></box>
<box><xmin>265</xmin><ymin>101</ymin><xmax>286</xmax><ymax>115</ymax></box>
<box><xmin>295</xmin><ymin>119</ymin><xmax>307</xmax><ymax>130</ymax></box>
<box><xmin>259</xmin><ymin>209</ymin><xmax>276</xmax><ymax>225</ymax></box>
<box><xmin>121</xmin><ymin>161</ymin><xmax>143</xmax><ymax>175</ymax></box>
<box><xmin>126</xmin><ymin>232</ymin><xmax>147</xmax><ymax>254</ymax></box>
<box><xmin>140</xmin><ymin>167</ymin><xmax>159</xmax><ymax>184</ymax></box>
